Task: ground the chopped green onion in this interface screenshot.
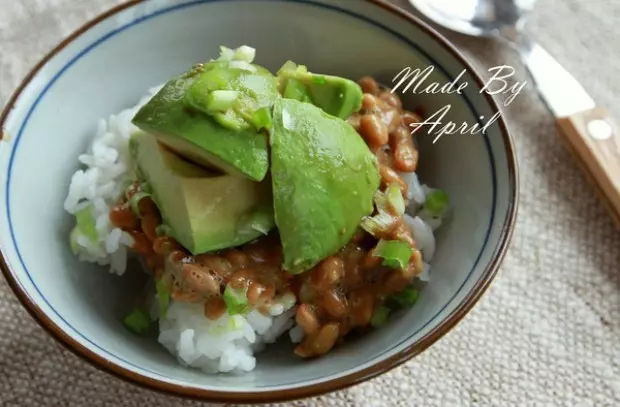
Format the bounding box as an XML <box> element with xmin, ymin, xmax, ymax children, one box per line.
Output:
<box><xmin>156</xmin><ymin>279</ymin><xmax>170</xmax><ymax>318</ymax></box>
<box><xmin>229</xmin><ymin>60</ymin><xmax>257</xmax><ymax>73</ymax></box>
<box><xmin>237</xmin><ymin>206</ymin><xmax>274</xmax><ymax>237</ymax></box>
<box><xmin>370</xmin><ymin>306</ymin><xmax>391</xmax><ymax>328</ymax></box>
<box><xmin>199</xmin><ymin>68</ymin><xmax>232</xmax><ymax>91</ymax></box>
<box><xmin>385</xmin><ymin>183</ymin><xmax>405</xmax><ymax>215</ymax></box>
<box><xmin>122</xmin><ymin>307</ymin><xmax>150</xmax><ymax>334</ymax></box>
<box><xmin>75</xmin><ymin>205</ymin><xmax>97</xmax><ymax>243</ymax></box>
<box><xmin>69</xmin><ymin>226</ymin><xmax>81</xmax><ymax>255</ymax></box>
<box><xmin>251</xmin><ymin>211</ymin><xmax>274</xmax><ymax>235</ymax></box>
<box><xmin>360</xmin><ymin>211</ymin><xmax>394</xmax><ymax>236</ymax></box>
<box><xmin>373</xmin><ymin>239</ymin><xmax>413</xmax><ymax>269</ymax></box>
<box><xmin>295</xmin><ymin>64</ymin><xmax>309</xmax><ymax>74</ymax></box>
<box><xmin>207</xmin><ymin>90</ymin><xmax>239</xmax><ymax>112</ymax></box>
<box><xmin>252</xmin><ymin>223</ymin><xmax>270</xmax><ymax>235</ymax></box>
<box><xmin>250</xmin><ymin>107</ymin><xmax>273</xmax><ymax>131</ymax></box>
<box><xmin>277</xmin><ymin>60</ymin><xmax>297</xmax><ymax>75</ymax></box>
<box><xmin>390</xmin><ymin>288</ymin><xmax>420</xmax><ymax>308</ymax></box>
<box><xmin>311</xmin><ymin>75</ymin><xmax>326</xmax><ymax>85</ymax></box>
<box><xmin>184</xmin><ymin>76</ymin><xmax>241</xmax><ymax>118</ymax></box>
<box><xmin>213</xmin><ymin>109</ymin><xmax>248</xmax><ymax>130</ymax></box>
<box><xmin>129</xmin><ymin>191</ymin><xmax>151</xmax><ymax>217</ymax></box>
<box><xmin>423</xmin><ymin>189</ymin><xmax>449</xmax><ymax>217</ymax></box>
<box><xmin>209</xmin><ymin>314</ymin><xmax>244</xmax><ymax>334</ymax></box>
<box><xmin>232</xmin><ymin>45</ymin><xmax>256</xmax><ymax>63</ymax></box>
<box><xmin>218</xmin><ymin>45</ymin><xmax>235</xmax><ymax>61</ymax></box>
<box><xmin>230</xmin><ymin>314</ymin><xmax>244</xmax><ymax>329</ymax></box>
<box><xmin>362</xmin><ymin>186</ymin><xmax>405</xmax><ymax>236</ymax></box>
<box><xmin>155</xmin><ymin>224</ymin><xmax>173</xmax><ymax>237</ymax></box>
<box><xmin>223</xmin><ymin>285</ymin><xmax>249</xmax><ymax>315</ymax></box>
<box><xmin>277</xmin><ymin>60</ymin><xmax>309</xmax><ymax>75</ymax></box>
<box><xmin>373</xmin><ymin>190</ymin><xmax>387</xmax><ymax>212</ymax></box>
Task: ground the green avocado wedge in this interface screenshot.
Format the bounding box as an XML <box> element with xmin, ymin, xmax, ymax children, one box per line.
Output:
<box><xmin>132</xmin><ymin>60</ymin><xmax>279</xmax><ymax>182</ymax></box>
<box><xmin>130</xmin><ymin>131</ymin><xmax>274</xmax><ymax>254</ymax></box>
<box><xmin>270</xmin><ymin>98</ymin><xmax>380</xmax><ymax>274</ymax></box>
<box><xmin>277</xmin><ymin>61</ymin><xmax>363</xmax><ymax>119</ymax></box>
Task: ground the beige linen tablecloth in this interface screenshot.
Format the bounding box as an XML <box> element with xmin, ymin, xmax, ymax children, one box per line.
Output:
<box><xmin>1</xmin><ymin>0</ymin><xmax>619</xmax><ymax>406</ymax></box>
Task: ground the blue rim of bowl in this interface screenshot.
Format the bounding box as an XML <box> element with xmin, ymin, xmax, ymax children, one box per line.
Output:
<box><xmin>0</xmin><ymin>0</ymin><xmax>519</xmax><ymax>403</ymax></box>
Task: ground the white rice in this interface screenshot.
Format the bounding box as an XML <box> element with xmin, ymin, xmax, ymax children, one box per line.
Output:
<box><xmin>400</xmin><ymin>169</ymin><xmax>446</xmax><ymax>263</ymax></box>
<box><xmin>63</xmin><ymin>85</ymin><xmax>163</xmax><ymax>274</ymax></box>
<box><xmin>399</xmin><ymin>171</ymin><xmax>426</xmax><ymax>205</ymax></box>
<box><xmin>418</xmin><ymin>261</ymin><xmax>432</xmax><ymax>282</ymax></box>
<box><xmin>405</xmin><ymin>214</ymin><xmax>436</xmax><ymax>261</ymax></box>
<box><xmin>288</xmin><ymin>324</ymin><xmax>305</xmax><ymax>344</ymax></box>
<box><xmin>159</xmin><ymin>295</ymin><xmax>297</xmax><ymax>374</ymax></box>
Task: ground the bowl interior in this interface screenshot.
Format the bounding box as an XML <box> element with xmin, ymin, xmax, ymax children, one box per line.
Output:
<box><xmin>0</xmin><ymin>0</ymin><xmax>515</xmax><ymax>396</ymax></box>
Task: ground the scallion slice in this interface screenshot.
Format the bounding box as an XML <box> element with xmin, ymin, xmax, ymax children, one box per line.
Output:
<box><xmin>156</xmin><ymin>279</ymin><xmax>170</xmax><ymax>318</ymax></box>
<box><xmin>276</xmin><ymin>60</ymin><xmax>298</xmax><ymax>76</ymax></box>
<box><xmin>390</xmin><ymin>288</ymin><xmax>420</xmax><ymax>308</ymax></box>
<box><xmin>228</xmin><ymin>60</ymin><xmax>257</xmax><ymax>73</ymax></box>
<box><xmin>251</xmin><ymin>212</ymin><xmax>273</xmax><ymax>235</ymax></box>
<box><xmin>385</xmin><ymin>183</ymin><xmax>405</xmax><ymax>215</ymax></box>
<box><xmin>423</xmin><ymin>189</ymin><xmax>449</xmax><ymax>217</ymax></box>
<box><xmin>360</xmin><ymin>211</ymin><xmax>394</xmax><ymax>237</ymax></box>
<box><xmin>373</xmin><ymin>239</ymin><xmax>413</xmax><ymax>269</ymax></box>
<box><xmin>75</xmin><ymin>205</ymin><xmax>97</xmax><ymax>243</ymax></box>
<box><xmin>232</xmin><ymin>45</ymin><xmax>256</xmax><ymax>63</ymax></box>
<box><xmin>122</xmin><ymin>307</ymin><xmax>150</xmax><ymax>334</ymax></box>
<box><xmin>250</xmin><ymin>107</ymin><xmax>273</xmax><ymax>131</ymax></box>
<box><xmin>370</xmin><ymin>306</ymin><xmax>390</xmax><ymax>328</ymax></box>
<box><xmin>218</xmin><ymin>45</ymin><xmax>235</xmax><ymax>61</ymax></box>
<box><xmin>207</xmin><ymin>90</ymin><xmax>239</xmax><ymax>112</ymax></box>
<box><xmin>209</xmin><ymin>314</ymin><xmax>245</xmax><ymax>335</ymax></box>
<box><xmin>223</xmin><ymin>285</ymin><xmax>249</xmax><ymax>315</ymax></box>
<box><xmin>69</xmin><ymin>226</ymin><xmax>81</xmax><ymax>255</ymax></box>
<box><xmin>373</xmin><ymin>189</ymin><xmax>387</xmax><ymax>212</ymax></box>
<box><xmin>129</xmin><ymin>191</ymin><xmax>151</xmax><ymax>217</ymax></box>
<box><xmin>237</xmin><ymin>205</ymin><xmax>274</xmax><ymax>237</ymax></box>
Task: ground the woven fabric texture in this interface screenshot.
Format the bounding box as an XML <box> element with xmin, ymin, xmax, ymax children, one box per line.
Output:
<box><xmin>0</xmin><ymin>0</ymin><xmax>619</xmax><ymax>406</ymax></box>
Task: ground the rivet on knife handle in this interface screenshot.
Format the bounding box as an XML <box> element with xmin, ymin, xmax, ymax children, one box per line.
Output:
<box><xmin>556</xmin><ymin>108</ymin><xmax>620</xmax><ymax>227</ymax></box>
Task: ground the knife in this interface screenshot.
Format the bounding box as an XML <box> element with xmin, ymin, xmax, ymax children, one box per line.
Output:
<box><xmin>519</xmin><ymin>39</ymin><xmax>620</xmax><ymax>227</ymax></box>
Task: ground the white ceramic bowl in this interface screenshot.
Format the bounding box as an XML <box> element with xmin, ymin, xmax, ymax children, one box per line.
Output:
<box><xmin>0</xmin><ymin>0</ymin><xmax>518</xmax><ymax>403</ymax></box>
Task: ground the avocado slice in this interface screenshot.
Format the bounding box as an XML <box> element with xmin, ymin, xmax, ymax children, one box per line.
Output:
<box><xmin>277</xmin><ymin>61</ymin><xmax>363</xmax><ymax>119</ymax></box>
<box><xmin>270</xmin><ymin>99</ymin><xmax>380</xmax><ymax>274</ymax></box>
<box><xmin>130</xmin><ymin>131</ymin><xmax>274</xmax><ymax>254</ymax></box>
<box><xmin>132</xmin><ymin>60</ymin><xmax>280</xmax><ymax>182</ymax></box>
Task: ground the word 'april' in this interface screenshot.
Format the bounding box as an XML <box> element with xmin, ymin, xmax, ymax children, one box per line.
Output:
<box><xmin>390</xmin><ymin>65</ymin><xmax>526</xmax><ymax>143</ymax></box>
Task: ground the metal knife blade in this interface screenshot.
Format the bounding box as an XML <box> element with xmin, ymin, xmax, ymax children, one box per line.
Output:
<box><xmin>518</xmin><ymin>40</ymin><xmax>595</xmax><ymax>118</ymax></box>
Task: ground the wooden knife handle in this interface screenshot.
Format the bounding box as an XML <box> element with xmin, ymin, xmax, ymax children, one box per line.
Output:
<box><xmin>556</xmin><ymin>107</ymin><xmax>620</xmax><ymax>228</ymax></box>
